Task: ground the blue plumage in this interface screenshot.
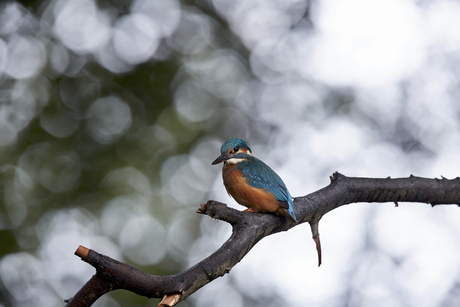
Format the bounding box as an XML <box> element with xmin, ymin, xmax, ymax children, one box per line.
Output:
<box><xmin>212</xmin><ymin>138</ymin><xmax>297</xmax><ymax>223</ymax></box>
<box><xmin>236</xmin><ymin>158</ymin><xmax>297</xmax><ymax>222</ymax></box>
<box><xmin>219</xmin><ymin>137</ymin><xmax>251</xmax><ymax>154</ymax></box>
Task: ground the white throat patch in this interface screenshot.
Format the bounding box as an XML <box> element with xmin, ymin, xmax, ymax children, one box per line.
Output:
<box><xmin>225</xmin><ymin>158</ymin><xmax>247</xmax><ymax>165</ymax></box>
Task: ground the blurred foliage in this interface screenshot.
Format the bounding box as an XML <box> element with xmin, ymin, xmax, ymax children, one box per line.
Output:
<box><xmin>0</xmin><ymin>230</ymin><xmax>16</xmax><ymax>256</ymax></box>
<box><xmin>0</xmin><ymin>0</ymin><xmax>249</xmax><ymax>306</ymax></box>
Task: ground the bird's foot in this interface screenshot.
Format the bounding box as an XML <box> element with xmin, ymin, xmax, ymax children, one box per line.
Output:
<box><xmin>244</xmin><ymin>208</ymin><xmax>257</xmax><ymax>213</ymax></box>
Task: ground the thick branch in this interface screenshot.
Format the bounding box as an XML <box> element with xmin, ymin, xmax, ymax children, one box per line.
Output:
<box><xmin>295</xmin><ymin>173</ymin><xmax>460</xmax><ymax>223</ymax></box>
<box><xmin>67</xmin><ymin>173</ymin><xmax>460</xmax><ymax>306</ymax></box>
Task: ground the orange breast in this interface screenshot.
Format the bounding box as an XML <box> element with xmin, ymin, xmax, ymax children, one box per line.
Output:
<box><xmin>222</xmin><ymin>164</ymin><xmax>279</xmax><ymax>213</ymax></box>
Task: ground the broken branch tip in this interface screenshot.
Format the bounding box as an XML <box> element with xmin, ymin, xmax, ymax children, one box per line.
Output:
<box><xmin>75</xmin><ymin>245</ymin><xmax>89</xmax><ymax>259</ymax></box>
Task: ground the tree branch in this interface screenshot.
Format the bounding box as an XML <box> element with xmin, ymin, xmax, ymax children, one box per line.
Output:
<box><xmin>66</xmin><ymin>173</ymin><xmax>460</xmax><ymax>307</ymax></box>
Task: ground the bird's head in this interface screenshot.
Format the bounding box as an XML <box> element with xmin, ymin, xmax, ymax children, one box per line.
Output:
<box><xmin>212</xmin><ymin>137</ymin><xmax>252</xmax><ymax>165</ymax></box>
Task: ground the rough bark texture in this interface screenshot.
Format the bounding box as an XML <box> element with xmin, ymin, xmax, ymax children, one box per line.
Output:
<box><xmin>66</xmin><ymin>173</ymin><xmax>460</xmax><ymax>307</ymax></box>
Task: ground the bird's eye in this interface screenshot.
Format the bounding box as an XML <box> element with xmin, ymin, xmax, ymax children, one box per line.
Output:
<box><xmin>233</xmin><ymin>147</ymin><xmax>239</xmax><ymax>153</ymax></box>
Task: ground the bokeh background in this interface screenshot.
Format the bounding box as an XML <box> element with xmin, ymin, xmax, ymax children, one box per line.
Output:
<box><xmin>1</xmin><ymin>0</ymin><xmax>460</xmax><ymax>306</ymax></box>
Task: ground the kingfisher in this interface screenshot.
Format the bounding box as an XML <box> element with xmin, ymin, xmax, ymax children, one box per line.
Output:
<box><xmin>212</xmin><ymin>137</ymin><xmax>297</xmax><ymax>223</ymax></box>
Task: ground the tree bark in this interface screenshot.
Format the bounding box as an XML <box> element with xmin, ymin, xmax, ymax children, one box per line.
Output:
<box><xmin>66</xmin><ymin>173</ymin><xmax>460</xmax><ymax>307</ymax></box>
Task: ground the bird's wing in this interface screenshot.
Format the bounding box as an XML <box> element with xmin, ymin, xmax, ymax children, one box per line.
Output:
<box><xmin>239</xmin><ymin>159</ymin><xmax>292</xmax><ymax>208</ymax></box>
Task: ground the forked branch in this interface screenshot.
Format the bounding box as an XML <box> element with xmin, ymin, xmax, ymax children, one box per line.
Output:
<box><xmin>66</xmin><ymin>173</ymin><xmax>460</xmax><ymax>307</ymax></box>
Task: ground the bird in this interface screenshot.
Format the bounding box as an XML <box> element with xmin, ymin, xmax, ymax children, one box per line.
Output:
<box><xmin>212</xmin><ymin>137</ymin><xmax>297</xmax><ymax>223</ymax></box>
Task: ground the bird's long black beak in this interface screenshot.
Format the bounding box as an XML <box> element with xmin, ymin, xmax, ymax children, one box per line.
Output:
<box><xmin>212</xmin><ymin>153</ymin><xmax>231</xmax><ymax>165</ymax></box>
